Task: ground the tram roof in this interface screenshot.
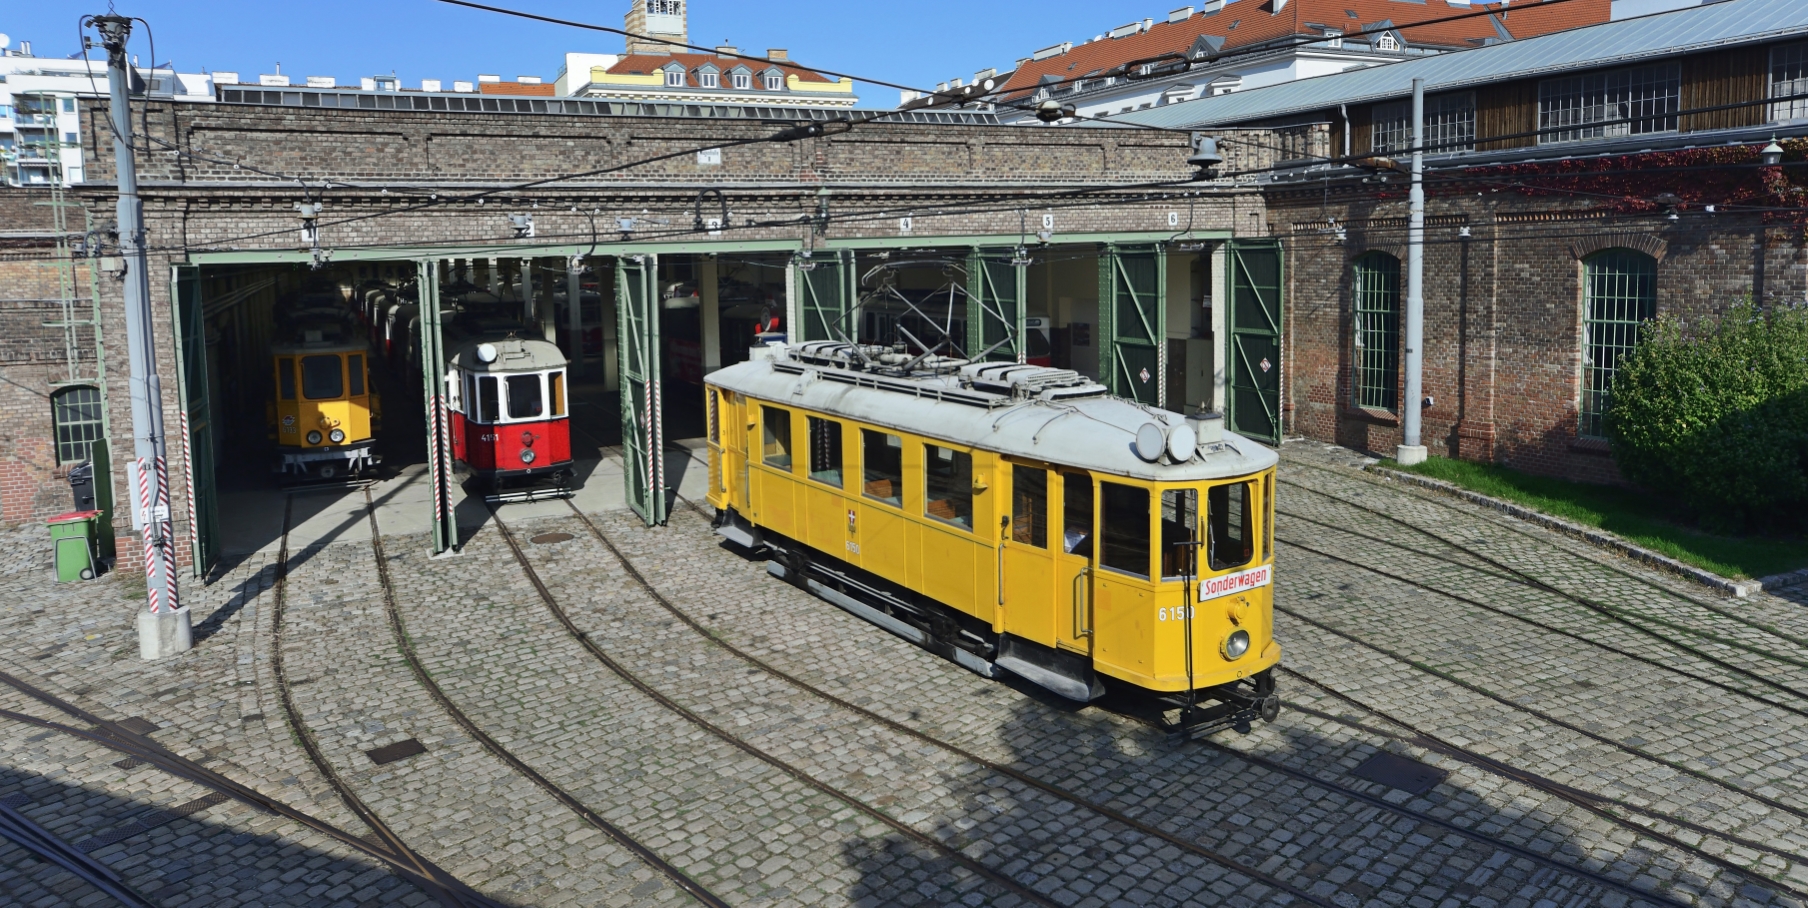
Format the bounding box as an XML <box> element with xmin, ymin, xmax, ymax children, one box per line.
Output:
<box><xmin>447</xmin><ymin>336</ymin><xmax>568</xmax><ymax>373</ymax></box>
<box><xmin>707</xmin><ymin>343</ymin><xmax>1277</xmax><ymax>482</ymax></box>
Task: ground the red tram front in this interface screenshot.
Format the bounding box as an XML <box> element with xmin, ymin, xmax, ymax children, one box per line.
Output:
<box><xmin>446</xmin><ymin>337</ymin><xmax>573</xmax><ymax>493</ymax></box>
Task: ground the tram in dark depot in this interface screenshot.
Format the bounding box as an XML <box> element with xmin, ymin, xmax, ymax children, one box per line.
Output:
<box><xmin>445</xmin><ymin>336</ymin><xmax>575</xmax><ymax>500</ymax></box>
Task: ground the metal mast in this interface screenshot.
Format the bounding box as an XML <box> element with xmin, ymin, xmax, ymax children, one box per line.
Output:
<box><xmin>1396</xmin><ymin>77</ymin><xmax>1428</xmax><ymax>467</ymax></box>
<box><xmin>93</xmin><ymin>14</ymin><xmax>190</xmax><ymax>658</ymax></box>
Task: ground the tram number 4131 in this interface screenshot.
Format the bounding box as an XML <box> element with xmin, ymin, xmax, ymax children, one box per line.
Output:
<box><xmin>1156</xmin><ymin>606</ymin><xmax>1196</xmax><ymax>622</ymax></box>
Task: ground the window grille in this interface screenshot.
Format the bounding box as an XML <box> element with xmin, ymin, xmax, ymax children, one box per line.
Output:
<box><xmin>1370</xmin><ymin>92</ymin><xmax>1475</xmax><ymax>154</ymax></box>
<box><xmin>1375</xmin><ymin>33</ymin><xmax>1397</xmax><ymax>51</ymax></box>
<box><xmin>1538</xmin><ymin>63</ymin><xmax>1679</xmax><ymax>144</ymax></box>
<box><xmin>1351</xmin><ymin>252</ymin><xmax>1401</xmax><ymax>411</ymax></box>
<box><xmin>648</xmin><ymin>0</ymin><xmax>682</xmax><ymax>14</ymax></box>
<box><xmin>1580</xmin><ymin>249</ymin><xmax>1656</xmax><ymax>439</ymax></box>
<box><xmin>1771</xmin><ymin>41</ymin><xmax>1808</xmax><ymax>122</ymax></box>
<box><xmin>52</xmin><ymin>385</ymin><xmax>104</xmax><ymax>465</ymax></box>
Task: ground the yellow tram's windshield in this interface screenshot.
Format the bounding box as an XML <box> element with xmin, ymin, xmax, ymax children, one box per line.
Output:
<box><xmin>1050</xmin><ymin>476</ymin><xmax>1270</xmax><ymax>585</ymax></box>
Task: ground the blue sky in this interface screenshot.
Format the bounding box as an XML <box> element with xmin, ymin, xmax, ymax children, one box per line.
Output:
<box><xmin>3</xmin><ymin>0</ymin><xmax>1245</xmax><ymax>101</ymax></box>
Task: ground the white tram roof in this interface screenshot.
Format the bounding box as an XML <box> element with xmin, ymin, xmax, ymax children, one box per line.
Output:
<box><xmin>707</xmin><ymin>342</ymin><xmax>1278</xmax><ymax>483</ymax></box>
<box><xmin>447</xmin><ymin>336</ymin><xmax>568</xmax><ymax>373</ymax></box>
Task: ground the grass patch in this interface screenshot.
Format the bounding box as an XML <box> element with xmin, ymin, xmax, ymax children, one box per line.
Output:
<box><xmin>1380</xmin><ymin>456</ymin><xmax>1808</xmax><ymax>580</ymax></box>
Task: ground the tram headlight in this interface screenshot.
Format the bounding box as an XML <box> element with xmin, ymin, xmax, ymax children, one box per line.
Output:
<box><xmin>520</xmin><ymin>448</ymin><xmax>537</xmax><ymax>465</ymax></box>
<box><xmin>329</xmin><ymin>429</ymin><xmax>346</xmax><ymax>444</ymax></box>
<box><xmin>1222</xmin><ymin>629</ymin><xmax>1251</xmax><ymax>660</ymax></box>
<box><xmin>306</xmin><ymin>430</ymin><xmax>324</xmax><ymax>445</ymax></box>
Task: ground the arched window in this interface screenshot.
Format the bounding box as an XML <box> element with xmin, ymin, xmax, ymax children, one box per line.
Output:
<box><xmin>52</xmin><ymin>384</ymin><xmax>104</xmax><ymax>464</ymax></box>
<box><xmin>1580</xmin><ymin>249</ymin><xmax>1657</xmax><ymax>438</ymax></box>
<box><xmin>1351</xmin><ymin>252</ymin><xmax>1401</xmax><ymax>411</ymax></box>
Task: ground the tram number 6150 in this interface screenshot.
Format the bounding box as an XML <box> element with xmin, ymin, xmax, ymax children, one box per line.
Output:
<box><xmin>1156</xmin><ymin>606</ymin><xmax>1196</xmax><ymax>622</ymax></box>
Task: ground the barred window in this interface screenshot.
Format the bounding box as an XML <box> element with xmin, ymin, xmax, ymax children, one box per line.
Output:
<box><xmin>808</xmin><ymin>416</ymin><xmax>842</xmax><ymax>487</ymax></box>
<box><xmin>1580</xmin><ymin>250</ymin><xmax>1657</xmax><ymax>439</ymax></box>
<box><xmin>1772</xmin><ymin>42</ymin><xmax>1808</xmax><ymax>122</ymax></box>
<box><xmin>1539</xmin><ymin>64</ymin><xmax>1679</xmax><ymax>144</ymax></box>
<box><xmin>52</xmin><ymin>385</ymin><xmax>104</xmax><ymax>465</ymax></box>
<box><xmin>1351</xmin><ymin>252</ymin><xmax>1401</xmax><ymax>411</ymax></box>
<box><xmin>1371</xmin><ymin>93</ymin><xmax>1476</xmax><ymax>154</ymax></box>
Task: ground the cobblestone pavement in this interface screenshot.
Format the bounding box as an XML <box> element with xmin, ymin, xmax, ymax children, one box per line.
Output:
<box><xmin>2</xmin><ymin>441</ymin><xmax>1805</xmax><ymax>907</ymax></box>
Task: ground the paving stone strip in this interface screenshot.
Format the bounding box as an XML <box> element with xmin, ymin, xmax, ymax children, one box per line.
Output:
<box><xmin>551</xmin><ymin>501</ymin><xmax>1701</xmax><ymax>907</ymax></box>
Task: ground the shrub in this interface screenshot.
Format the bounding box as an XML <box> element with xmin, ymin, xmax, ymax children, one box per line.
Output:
<box><xmin>1607</xmin><ymin>300</ymin><xmax>1808</xmax><ymax>532</ymax></box>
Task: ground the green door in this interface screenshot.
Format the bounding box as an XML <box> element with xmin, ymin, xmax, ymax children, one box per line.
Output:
<box><xmin>1100</xmin><ymin>244</ymin><xmax>1166</xmax><ymax>406</ymax></box>
<box><xmin>797</xmin><ymin>249</ymin><xmax>855</xmax><ymax>343</ymax></box>
<box><xmin>416</xmin><ymin>261</ymin><xmax>457</xmax><ymax>554</ymax></box>
<box><xmin>1227</xmin><ymin>239</ymin><xmax>1284</xmax><ymax>445</ymax></box>
<box><xmin>966</xmin><ymin>250</ymin><xmax>1027</xmax><ymax>362</ymax></box>
<box><xmin>617</xmin><ymin>254</ymin><xmax>666</xmax><ymax>526</ymax></box>
<box><xmin>170</xmin><ymin>264</ymin><xmax>219</xmax><ymax>576</ymax></box>
<box><xmin>91</xmin><ymin>438</ymin><xmax>115</xmax><ymax>564</ymax></box>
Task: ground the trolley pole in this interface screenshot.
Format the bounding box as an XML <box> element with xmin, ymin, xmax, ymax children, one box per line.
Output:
<box><xmin>94</xmin><ymin>15</ymin><xmax>190</xmax><ymax>659</ymax></box>
<box><xmin>1395</xmin><ymin>77</ymin><xmax>1428</xmax><ymax>467</ymax></box>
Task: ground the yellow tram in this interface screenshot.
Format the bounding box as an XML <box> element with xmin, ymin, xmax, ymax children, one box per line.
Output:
<box><xmin>705</xmin><ymin>340</ymin><xmax>1280</xmax><ymax>735</ymax></box>
<box><xmin>268</xmin><ymin>313</ymin><xmax>382</xmax><ymax>481</ymax></box>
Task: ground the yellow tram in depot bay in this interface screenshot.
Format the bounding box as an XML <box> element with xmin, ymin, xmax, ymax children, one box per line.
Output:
<box><xmin>705</xmin><ymin>340</ymin><xmax>1280</xmax><ymax>737</ymax></box>
<box><xmin>268</xmin><ymin>309</ymin><xmax>382</xmax><ymax>482</ymax></box>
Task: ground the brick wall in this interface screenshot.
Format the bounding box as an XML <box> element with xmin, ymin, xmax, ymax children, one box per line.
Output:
<box><xmin>1270</xmin><ymin>179</ymin><xmax>1807</xmax><ymax>483</ymax></box>
<box><xmin>0</xmin><ymin>252</ymin><xmax>101</xmax><ymax>525</ymax></box>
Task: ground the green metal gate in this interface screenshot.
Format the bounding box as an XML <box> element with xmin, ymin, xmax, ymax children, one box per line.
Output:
<box><xmin>1100</xmin><ymin>244</ymin><xmax>1166</xmax><ymax>406</ymax></box>
<box><xmin>966</xmin><ymin>250</ymin><xmax>1026</xmax><ymax>362</ymax></box>
<box><xmin>797</xmin><ymin>249</ymin><xmax>855</xmax><ymax>343</ymax></box>
<box><xmin>417</xmin><ymin>260</ymin><xmax>457</xmax><ymax>554</ymax></box>
<box><xmin>170</xmin><ymin>264</ymin><xmax>219</xmax><ymax>576</ymax></box>
<box><xmin>617</xmin><ymin>254</ymin><xmax>666</xmax><ymax>526</ymax></box>
<box><xmin>1227</xmin><ymin>239</ymin><xmax>1284</xmax><ymax>445</ymax></box>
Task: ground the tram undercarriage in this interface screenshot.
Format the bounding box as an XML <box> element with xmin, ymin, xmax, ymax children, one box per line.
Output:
<box><xmin>721</xmin><ymin>509</ymin><xmax>1280</xmax><ymax>739</ymax></box>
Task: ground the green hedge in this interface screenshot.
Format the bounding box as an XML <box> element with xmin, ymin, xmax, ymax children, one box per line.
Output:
<box><xmin>1607</xmin><ymin>301</ymin><xmax>1808</xmax><ymax>532</ymax></box>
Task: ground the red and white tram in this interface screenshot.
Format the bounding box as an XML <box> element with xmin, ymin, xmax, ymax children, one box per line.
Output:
<box><xmin>445</xmin><ymin>336</ymin><xmax>574</xmax><ymax>495</ymax></box>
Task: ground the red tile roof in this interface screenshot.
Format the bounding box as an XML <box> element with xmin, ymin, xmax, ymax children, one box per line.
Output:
<box><xmin>604</xmin><ymin>52</ymin><xmax>837</xmax><ymax>87</ymax></box>
<box><xmin>995</xmin><ymin>0</ymin><xmax>1609</xmax><ymax>99</ymax></box>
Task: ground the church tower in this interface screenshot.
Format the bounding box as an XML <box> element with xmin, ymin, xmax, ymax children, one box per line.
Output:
<box><xmin>624</xmin><ymin>0</ymin><xmax>688</xmax><ymax>56</ymax></box>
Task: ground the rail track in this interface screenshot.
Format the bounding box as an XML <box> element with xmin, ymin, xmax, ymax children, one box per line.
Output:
<box><xmin>507</xmin><ymin>476</ymin><xmax>1683</xmax><ymax>908</ymax></box>
<box><xmin>1259</xmin><ymin>469</ymin><xmax>1808</xmax><ymax>900</ymax></box>
<box><xmin>340</xmin><ymin>488</ymin><xmax>730</xmax><ymax>908</ymax></box>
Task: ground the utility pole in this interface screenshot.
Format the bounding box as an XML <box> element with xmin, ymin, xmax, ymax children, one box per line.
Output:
<box><xmin>1396</xmin><ymin>77</ymin><xmax>1428</xmax><ymax>467</ymax></box>
<box><xmin>94</xmin><ymin>15</ymin><xmax>190</xmax><ymax>658</ymax></box>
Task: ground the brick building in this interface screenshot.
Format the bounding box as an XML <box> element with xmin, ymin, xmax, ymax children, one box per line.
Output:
<box><xmin>1118</xmin><ymin>0</ymin><xmax>1808</xmax><ymax>481</ymax></box>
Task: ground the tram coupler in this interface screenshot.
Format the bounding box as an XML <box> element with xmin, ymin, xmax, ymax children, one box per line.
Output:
<box><xmin>1166</xmin><ymin>670</ymin><xmax>1280</xmax><ymax>741</ymax></box>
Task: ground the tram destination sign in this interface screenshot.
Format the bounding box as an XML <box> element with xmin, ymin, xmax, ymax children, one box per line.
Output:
<box><xmin>1197</xmin><ymin>564</ymin><xmax>1272</xmax><ymax>601</ymax></box>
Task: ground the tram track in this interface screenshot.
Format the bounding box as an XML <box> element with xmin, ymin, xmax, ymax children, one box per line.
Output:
<box><xmin>535</xmin><ymin>487</ymin><xmax>1688</xmax><ymax>908</ymax></box>
<box><xmin>1282</xmin><ymin>459</ymin><xmax>1808</xmax><ymax>649</ymax></box>
<box><xmin>348</xmin><ymin>488</ymin><xmax>730</xmax><ymax>908</ymax></box>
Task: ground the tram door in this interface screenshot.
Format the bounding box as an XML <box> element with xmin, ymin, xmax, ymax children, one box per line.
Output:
<box><xmin>1003</xmin><ymin>463</ymin><xmax>1094</xmax><ymax>654</ymax></box>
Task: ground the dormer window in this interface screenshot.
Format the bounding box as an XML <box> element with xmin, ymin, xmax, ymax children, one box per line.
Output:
<box><xmin>1324</xmin><ymin>29</ymin><xmax>1343</xmax><ymax>49</ymax></box>
<box><xmin>1376</xmin><ymin>32</ymin><xmax>1398</xmax><ymax>51</ymax></box>
<box><xmin>700</xmin><ymin>71</ymin><xmax>719</xmax><ymax>88</ymax></box>
<box><xmin>732</xmin><ymin>72</ymin><xmax>751</xmax><ymax>89</ymax></box>
<box><xmin>665</xmin><ymin>70</ymin><xmax>685</xmax><ymax>87</ymax></box>
<box><xmin>763</xmin><ymin>72</ymin><xmax>783</xmax><ymax>91</ymax></box>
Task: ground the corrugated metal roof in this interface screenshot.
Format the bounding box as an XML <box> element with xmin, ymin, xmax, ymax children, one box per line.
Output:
<box><xmin>1113</xmin><ymin>0</ymin><xmax>1808</xmax><ymax>129</ymax></box>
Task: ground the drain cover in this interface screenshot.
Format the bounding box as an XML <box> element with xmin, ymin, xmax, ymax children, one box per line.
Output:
<box><xmin>1352</xmin><ymin>752</ymin><xmax>1446</xmax><ymax>795</ymax></box>
<box><xmin>365</xmin><ymin>738</ymin><xmax>427</xmax><ymax>766</ymax></box>
<box><xmin>530</xmin><ymin>532</ymin><xmax>574</xmax><ymax>545</ymax></box>
<box><xmin>116</xmin><ymin>717</ymin><xmax>159</xmax><ymax>736</ymax></box>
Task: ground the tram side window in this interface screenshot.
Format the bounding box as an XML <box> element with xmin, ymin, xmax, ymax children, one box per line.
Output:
<box><xmin>861</xmin><ymin>430</ymin><xmax>902</xmax><ymax>506</ymax></box>
<box><xmin>1063</xmin><ymin>473</ymin><xmax>1093</xmax><ymax>557</ymax></box>
<box><xmin>1263</xmin><ymin>475</ymin><xmax>1274</xmax><ymax>562</ymax></box>
<box><xmin>1160</xmin><ymin>488</ymin><xmax>1199</xmax><ymax>580</ymax></box>
<box><xmin>349</xmin><ymin>355</ymin><xmax>365</xmax><ymax>396</ymax></box>
<box><xmin>277</xmin><ymin>357</ymin><xmax>296</xmax><ymax>400</ymax></box>
<box><xmin>476</xmin><ymin>375</ymin><xmax>500</xmax><ymax>424</ymax></box>
<box><xmin>807</xmin><ymin>417</ymin><xmax>843</xmax><ymax>487</ymax></box>
<box><xmin>507</xmin><ymin>374</ymin><xmax>544</xmax><ymax>419</ymax></box>
<box><xmin>549</xmin><ymin>371</ymin><xmax>566</xmax><ymax>417</ymax></box>
<box><xmin>762</xmin><ymin>406</ymin><xmax>793</xmax><ymax>469</ymax></box>
<box><xmin>302</xmin><ymin>355</ymin><xmax>344</xmax><ymax>400</ymax></box>
<box><xmin>924</xmin><ymin>444</ymin><xmax>973</xmax><ymax>530</ymax></box>
<box><xmin>1011</xmin><ymin>465</ymin><xmax>1047</xmax><ymax>548</ymax></box>
<box><xmin>1100</xmin><ymin>482</ymin><xmax>1151</xmax><ymax>579</ymax></box>
<box><xmin>1208</xmin><ymin>481</ymin><xmax>1255</xmax><ymax>571</ymax></box>
<box><xmin>706</xmin><ymin>390</ymin><xmax>719</xmax><ymax>444</ymax></box>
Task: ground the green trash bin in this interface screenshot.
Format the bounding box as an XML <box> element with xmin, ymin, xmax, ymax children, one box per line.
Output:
<box><xmin>47</xmin><ymin>510</ymin><xmax>101</xmax><ymax>583</ymax></box>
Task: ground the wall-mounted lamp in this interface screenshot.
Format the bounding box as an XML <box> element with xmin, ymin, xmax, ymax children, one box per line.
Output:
<box><xmin>1187</xmin><ymin>133</ymin><xmax>1223</xmax><ymax>180</ymax></box>
<box><xmin>509</xmin><ymin>213</ymin><xmax>535</xmax><ymax>238</ymax></box>
<box><xmin>1458</xmin><ymin>225</ymin><xmax>1472</xmax><ymax>239</ymax></box>
<box><xmin>1761</xmin><ymin>138</ymin><xmax>1785</xmax><ymax>166</ymax></box>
